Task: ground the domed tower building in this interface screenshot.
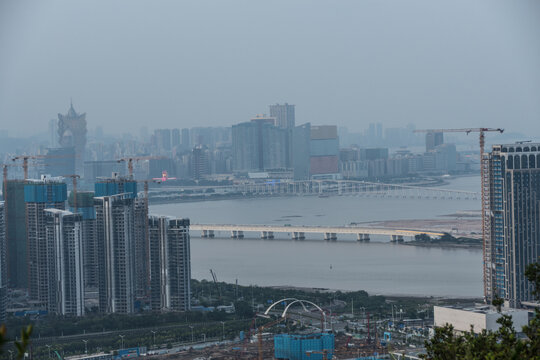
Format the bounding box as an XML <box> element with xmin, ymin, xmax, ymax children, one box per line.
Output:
<box><xmin>58</xmin><ymin>101</ymin><xmax>87</xmax><ymax>172</ymax></box>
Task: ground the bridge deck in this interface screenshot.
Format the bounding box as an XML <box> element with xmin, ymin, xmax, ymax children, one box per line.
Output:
<box><xmin>191</xmin><ymin>224</ymin><xmax>444</xmax><ymax>237</ymax></box>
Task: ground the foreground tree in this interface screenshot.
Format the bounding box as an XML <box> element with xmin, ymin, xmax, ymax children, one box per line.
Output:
<box><xmin>422</xmin><ymin>262</ymin><xmax>540</xmax><ymax>360</ymax></box>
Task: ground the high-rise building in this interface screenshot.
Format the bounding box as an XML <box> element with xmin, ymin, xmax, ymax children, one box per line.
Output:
<box><xmin>148</xmin><ymin>216</ymin><xmax>191</xmax><ymax>312</ymax></box>
<box><xmin>154</xmin><ymin>129</ymin><xmax>172</xmax><ymax>152</ymax></box>
<box><xmin>172</xmin><ymin>128</ymin><xmax>181</xmax><ymax>148</ymax></box>
<box><xmin>293</xmin><ymin>123</ymin><xmax>311</xmax><ymax>180</ymax></box>
<box><xmin>426</xmin><ymin>132</ymin><xmax>444</xmax><ymax>152</ymax></box>
<box><xmin>181</xmin><ymin>128</ymin><xmax>190</xmax><ymax>151</ymax></box>
<box><xmin>191</xmin><ymin>145</ymin><xmax>210</xmax><ymax>180</ymax></box>
<box><xmin>95</xmin><ymin>192</ymin><xmax>136</xmax><ymax>313</ymax></box>
<box><xmin>69</xmin><ymin>192</ymin><xmax>98</xmax><ymax>289</ymax></box>
<box><xmin>232</xmin><ymin>117</ymin><xmax>287</xmax><ymax>172</ymax></box>
<box><xmin>134</xmin><ymin>197</ymin><xmax>149</xmax><ymax>299</ymax></box>
<box><xmin>44</xmin><ymin>209</ymin><xmax>85</xmax><ymax>316</ymax></box>
<box><xmin>484</xmin><ymin>143</ymin><xmax>540</xmax><ymax>307</ymax></box>
<box><xmin>25</xmin><ymin>177</ymin><xmax>67</xmax><ymax>305</ymax></box>
<box><xmin>269</xmin><ymin>103</ymin><xmax>295</xmax><ymax>130</ymax></box>
<box><xmin>310</xmin><ymin>125</ymin><xmax>340</xmax><ymax>178</ymax></box>
<box><xmin>48</xmin><ymin>118</ymin><xmax>58</xmax><ymax>147</ymax></box>
<box><xmin>0</xmin><ymin>202</ymin><xmax>7</xmax><ymax>322</ymax></box>
<box><xmin>3</xmin><ymin>180</ymin><xmax>27</xmax><ymax>288</ymax></box>
<box><xmin>58</xmin><ymin>102</ymin><xmax>87</xmax><ymax>172</ymax></box>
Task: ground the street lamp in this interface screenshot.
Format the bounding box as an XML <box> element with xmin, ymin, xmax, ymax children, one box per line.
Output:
<box><xmin>151</xmin><ymin>330</ymin><xmax>157</xmax><ymax>347</ymax></box>
<box><xmin>45</xmin><ymin>345</ymin><xmax>51</xmax><ymax>359</ymax></box>
<box><xmin>82</xmin><ymin>340</ymin><xmax>88</xmax><ymax>354</ymax></box>
<box><xmin>220</xmin><ymin>321</ymin><xmax>225</xmax><ymax>341</ymax></box>
<box><xmin>189</xmin><ymin>326</ymin><xmax>194</xmax><ymax>343</ymax></box>
<box><xmin>119</xmin><ymin>335</ymin><xmax>125</xmax><ymax>350</ymax></box>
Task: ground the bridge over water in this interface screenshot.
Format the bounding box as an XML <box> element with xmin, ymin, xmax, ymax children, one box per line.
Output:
<box><xmin>191</xmin><ymin>223</ymin><xmax>445</xmax><ymax>241</ymax></box>
<box><xmin>156</xmin><ymin>179</ymin><xmax>479</xmax><ymax>201</ymax></box>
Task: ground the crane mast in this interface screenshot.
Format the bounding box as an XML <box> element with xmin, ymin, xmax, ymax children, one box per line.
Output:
<box><xmin>413</xmin><ymin>127</ymin><xmax>503</xmax><ymax>302</ymax></box>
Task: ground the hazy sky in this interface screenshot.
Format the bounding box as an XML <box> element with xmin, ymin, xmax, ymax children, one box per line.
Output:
<box><xmin>1</xmin><ymin>0</ymin><xmax>539</xmax><ymax>136</ymax></box>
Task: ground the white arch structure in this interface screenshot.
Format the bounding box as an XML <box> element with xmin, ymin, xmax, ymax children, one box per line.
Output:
<box><xmin>264</xmin><ymin>298</ymin><xmax>327</xmax><ymax>331</ymax></box>
<box><xmin>263</xmin><ymin>298</ymin><xmax>301</xmax><ymax>315</ymax></box>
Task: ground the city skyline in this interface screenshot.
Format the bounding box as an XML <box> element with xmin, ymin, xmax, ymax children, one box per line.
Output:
<box><xmin>1</xmin><ymin>1</ymin><xmax>539</xmax><ymax>357</ymax></box>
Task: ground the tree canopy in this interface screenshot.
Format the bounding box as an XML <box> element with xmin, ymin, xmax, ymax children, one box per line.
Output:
<box><xmin>422</xmin><ymin>262</ymin><xmax>540</xmax><ymax>360</ymax></box>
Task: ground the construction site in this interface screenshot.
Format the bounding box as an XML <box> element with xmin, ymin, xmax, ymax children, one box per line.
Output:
<box><xmin>140</xmin><ymin>299</ymin><xmax>394</xmax><ymax>360</ymax></box>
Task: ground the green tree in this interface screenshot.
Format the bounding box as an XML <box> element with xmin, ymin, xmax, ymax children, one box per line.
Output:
<box><xmin>422</xmin><ymin>262</ymin><xmax>540</xmax><ymax>360</ymax></box>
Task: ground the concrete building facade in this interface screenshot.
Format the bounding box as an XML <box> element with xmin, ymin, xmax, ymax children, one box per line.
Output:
<box><xmin>232</xmin><ymin>117</ymin><xmax>287</xmax><ymax>172</ymax></box>
<box><xmin>44</xmin><ymin>209</ymin><xmax>85</xmax><ymax>316</ymax></box>
<box><xmin>434</xmin><ymin>305</ymin><xmax>529</xmax><ymax>333</ymax></box>
<box><xmin>25</xmin><ymin>177</ymin><xmax>67</xmax><ymax>306</ymax></box>
<box><xmin>484</xmin><ymin>143</ymin><xmax>540</xmax><ymax>307</ymax></box>
<box><xmin>0</xmin><ymin>202</ymin><xmax>7</xmax><ymax>322</ymax></box>
<box><xmin>148</xmin><ymin>216</ymin><xmax>191</xmax><ymax>312</ymax></box>
<box><xmin>95</xmin><ymin>193</ymin><xmax>136</xmax><ymax>313</ymax></box>
<box><xmin>3</xmin><ymin>180</ymin><xmax>27</xmax><ymax>288</ymax></box>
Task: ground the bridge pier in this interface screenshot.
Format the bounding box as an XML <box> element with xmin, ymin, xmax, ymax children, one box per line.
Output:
<box><xmin>202</xmin><ymin>230</ymin><xmax>215</xmax><ymax>238</ymax></box>
<box><xmin>357</xmin><ymin>233</ymin><xmax>370</xmax><ymax>241</ymax></box>
<box><xmin>325</xmin><ymin>232</ymin><xmax>337</xmax><ymax>241</ymax></box>
<box><xmin>231</xmin><ymin>230</ymin><xmax>238</xmax><ymax>238</ymax></box>
<box><xmin>267</xmin><ymin>231</ymin><xmax>274</xmax><ymax>239</ymax></box>
<box><xmin>390</xmin><ymin>235</ymin><xmax>404</xmax><ymax>243</ymax></box>
<box><xmin>292</xmin><ymin>232</ymin><xmax>305</xmax><ymax>240</ymax></box>
<box><xmin>237</xmin><ymin>230</ymin><xmax>244</xmax><ymax>238</ymax></box>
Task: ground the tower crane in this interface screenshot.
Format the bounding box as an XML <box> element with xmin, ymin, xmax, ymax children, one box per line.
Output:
<box><xmin>413</xmin><ymin>128</ymin><xmax>504</xmax><ymax>156</ymax></box>
<box><xmin>11</xmin><ymin>155</ymin><xmax>49</xmax><ymax>180</ymax></box>
<box><xmin>413</xmin><ymin>127</ymin><xmax>504</xmax><ymax>301</ymax></box>
<box><xmin>256</xmin><ymin>315</ymin><xmax>286</xmax><ymax>360</ymax></box>
<box><xmin>117</xmin><ymin>156</ymin><xmax>164</xmax><ymax>179</ymax></box>
<box><xmin>306</xmin><ymin>349</ymin><xmax>329</xmax><ymax>360</ymax></box>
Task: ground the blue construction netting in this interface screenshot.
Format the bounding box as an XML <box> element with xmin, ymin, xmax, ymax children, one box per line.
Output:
<box><xmin>274</xmin><ymin>333</ymin><xmax>334</xmax><ymax>360</ymax></box>
<box><xmin>24</xmin><ymin>183</ymin><xmax>67</xmax><ymax>203</ymax></box>
<box><xmin>95</xmin><ymin>181</ymin><xmax>137</xmax><ymax>198</ymax></box>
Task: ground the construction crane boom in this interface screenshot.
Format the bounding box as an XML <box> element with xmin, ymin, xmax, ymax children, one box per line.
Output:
<box><xmin>12</xmin><ymin>155</ymin><xmax>48</xmax><ymax>180</ymax></box>
<box><xmin>117</xmin><ymin>156</ymin><xmax>164</xmax><ymax>178</ymax></box>
<box><xmin>414</xmin><ymin>127</ymin><xmax>504</xmax><ymax>302</ymax></box>
<box><xmin>257</xmin><ymin>316</ymin><xmax>286</xmax><ymax>360</ymax></box>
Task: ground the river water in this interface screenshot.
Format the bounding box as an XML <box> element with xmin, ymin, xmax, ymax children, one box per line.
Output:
<box><xmin>151</xmin><ymin>176</ymin><xmax>483</xmax><ymax>298</ymax></box>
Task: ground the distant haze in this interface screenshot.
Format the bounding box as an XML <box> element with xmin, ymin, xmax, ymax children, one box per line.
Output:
<box><xmin>1</xmin><ymin>0</ymin><xmax>539</xmax><ymax>136</ymax></box>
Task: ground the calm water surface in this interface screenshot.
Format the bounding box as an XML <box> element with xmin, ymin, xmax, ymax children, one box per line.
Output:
<box><xmin>151</xmin><ymin>176</ymin><xmax>482</xmax><ymax>298</ymax></box>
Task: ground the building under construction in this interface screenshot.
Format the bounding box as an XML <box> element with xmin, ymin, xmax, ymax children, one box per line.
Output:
<box><xmin>69</xmin><ymin>191</ymin><xmax>98</xmax><ymax>289</ymax></box>
<box><xmin>0</xmin><ymin>201</ymin><xmax>7</xmax><ymax>323</ymax></box>
<box><xmin>95</xmin><ymin>175</ymin><xmax>149</xmax><ymax>301</ymax></box>
<box><xmin>44</xmin><ymin>208</ymin><xmax>85</xmax><ymax>316</ymax></box>
<box><xmin>95</xmin><ymin>191</ymin><xmax>136</xmax><ymax>314</ymax></box>
<box><xmin>274</xmin><ymin>333</ymin><xmax>334</xmax><ymax>360</ymax></box>
<box><xmin>25</xmin><ymin>177</ymin><xmax>67</xmax><ymax>306</ymax></box>
<box><xmin>148</xmin><ymin>215</ymin><xmax>191</xmax><ymax>312</ymax></box>
<box><xmin>3</xmin><ymin>180</ymin><xmax>27</xmax><ymax>289</ymax></box>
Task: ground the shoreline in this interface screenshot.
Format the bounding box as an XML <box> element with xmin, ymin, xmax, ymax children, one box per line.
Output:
<box><xmin>263</xmin><ymin>285</ymin><xmax>482</xmax><ymax>300</ymax></box>
<box><xmin>402</xmin><ymin>241</ymin><xmax>482</xmax><ymax>249</ymax></box>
